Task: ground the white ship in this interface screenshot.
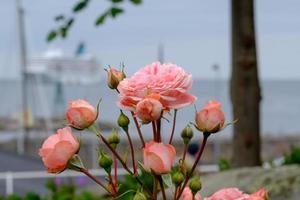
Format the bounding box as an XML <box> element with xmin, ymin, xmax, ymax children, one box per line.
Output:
<box><xmin>27</xmin><ymin>47</ymin><xmax>102</xmax><ymax>84</ymax></box>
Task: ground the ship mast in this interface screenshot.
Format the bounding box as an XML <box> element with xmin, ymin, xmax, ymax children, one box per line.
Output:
<box><xmin>16</xmin><ymin>0</ymin><xmax>28</xmax><ymax>154</ymax></box>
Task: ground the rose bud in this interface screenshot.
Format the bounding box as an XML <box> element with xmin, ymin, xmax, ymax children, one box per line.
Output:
<box><xmin>98</xmin><ymin>151</ymin><xmax>113</xmax><ymax>174</ymax></box>
<box><xmin>195</xmin><ymin>100</ymin><xmax>225</xmax><ymax>134</ymax></box>
<box><xmin>172</xmin><ymin>171</ymin><xmax>185</xmax><ymax>186</ymax></box>
<box><xmin>66</xmin><ymin>99</ymin><xmax>97</xmax><ymax>130</ymax></box>
<box><xmin>117</xmin><ymin>110</ymin><xmax>130</xmax><ymax>131</ymax></box>
<box><xmin>136</xmin><ymin>97</ymin><xmax>163</xmax><ymax>124</ymax></box>
<box><xmin>181</xmin><ymin>125</ymin><xmax>194</xmax><ymax>144</ymax></box>
<box><xmin>107</xmin><ymin>67</ymin><xmax>125</xmax><ymax>89</ymax></box>
<box><xmin>107</xmin><ymin>129</ymin><xmax>120</xmax><ymax>149</ymax></box>
<box><xmin>182</xmin><ymin>187</ymin><xmax>202</xmax><ymax>200</ymax></box>
<box><xmin>143</xmin><ymin>141</ymin><xmax>176</xmax><ymax>174</ymax></box>
<box><xmin>39</xmin><ymin>127</ymin><xmax>79</xmax><ymax>173</ymax></box>
<box><xmin>189</xmin><ymin>177</ymin><xmax>202</xmax><ymax>195</ymax></box>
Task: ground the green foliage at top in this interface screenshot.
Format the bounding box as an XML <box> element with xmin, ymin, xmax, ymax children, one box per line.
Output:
<box><xmin>47</xmin><ymin>0</ymin><xmax>143</xmax><ymax>42</ymax></box>
<box><xmin>284</xmin><ymin>145</ymin><xmax>300</xmax><ymax>165</ymax></box>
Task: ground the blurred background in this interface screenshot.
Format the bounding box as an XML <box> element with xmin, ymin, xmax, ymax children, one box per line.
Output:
<box><xmin>0</xmin><ymin>0</ymin><xmax>300</xmax><ymax>199</ymax></box>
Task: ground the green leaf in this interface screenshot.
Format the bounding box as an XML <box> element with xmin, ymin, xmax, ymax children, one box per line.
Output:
<box><xmin>111</xmin><ymin>0</ymin><xmax>123</xmax><ymax>3</ymax></box>
<box><xmin>73</xmin><ymin>0</ymin><xmax>89</xmax><ymax>13</ymax></box>
<box><xmin>55</xmin><ymin>15</ymin><xmax>65</xmax><ymax>21</ymax></box>
<box><xmin>115</xmin><ymin>190</ymin><xmax>135</xmax><ymax>200</ymax></box>
<box><xmin>130</xmin><ymin>0</ymin><xmax>142</xmax><ymax>5</ymax></box>
<box><xmin>162</xmin><ymin>174</ymin><xmax>173</xmax><ymax>188</ymax></box>
<box><xmin>66</xmin><ymin>18</ymin><xmax>74</xmax><ymax>28</ymax></box>
<box><xmin>47</xmin><ymin>30</ymin><xmax>57</xmax><ymax>42</ymax></box>
<box><xmin>110</xmin><ymin>7</ymin><xmax>124</xmax><ymax>18</ymax></box>
<box><xmin>95</xmin><ymin>13</ymin><xmax>108</xmax><ymax>25</ymax></box>
<box><xmin>60</xmin><ymin>27</ymin><xmax>68</xmax><ymax>38</ymax></box>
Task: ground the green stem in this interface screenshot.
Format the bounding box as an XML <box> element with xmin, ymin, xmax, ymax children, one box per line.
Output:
<box><xmin>125</xmin><ymin>129</ymin><xmax>137</xmax><ymax>175</ymax></box>
<box><xmin>80</xmin><ymin>168</ymin><xmax>112</xmax><ymax>195</ymax></box>
<box><xmin>153</xmin><ymin>177</ymin><xmax>158</xmax><ymax>200</ymax></box>
<box><xmin>176</xmin><ymin>133</ymin><xmax>211</xmax><ymax>200</ymax></box>
<box><xmin>88</xmin><ymin>125</ymin><xmax>152</xmax><ymax>196</ymax></box>
<box><xmin>131</xmin><ymin>111</ymin><xmax>146</xmax><ymax>147</ymax></box>
<box><xmin>169</xmin><ymin>109</ymin><xmax>178</xmax><ymax>144</ymax></box>
<box><xmin>156</xmin><ymin>119</ymin><xmax>161</xmax><ymax>142</ymax></box>
<box><xmin>158</xmin><ymin>176</ymin><xmax>167</xmax><ymax>200</ymax></box>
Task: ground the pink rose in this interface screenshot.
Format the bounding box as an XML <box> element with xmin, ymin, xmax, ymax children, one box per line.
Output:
<box><xmin>246</xmin><ymin>188</ymin><xmax>268</xmax><ymax>200</ymax></box>
<box><xmin>39</xmin><ymin>127</ymin><xmax>79</xmax><ymax>173</ymax></box>
<box><xmin>117</xmin><ymin>62</ymin><xmax>196</xmax><ymax>111</ymax></box>
<box><xmin>206</xmin><ymin>188</ymin><xmax>244</xmax><ymax>200</ymax></box>
<box><xmin>66</xmin><ymin>99</ymin><xmax>97</xmax><ymax>129</ymax></box>
<box><xmin>107</xmin><ymin>68</ymin><xmax>125</xmax><ymax>89</ymax></box>
<box><xmin>143</xmin><ymin>141</ymin><xmax>176</xmax><ymax>174</ymax></box>
<box><xmin>182</xmin><ymin>187</ymin><xmax>202</xmax><ymax>200</ymax></box>
<box><xmin>136</xmin><ymin>96</ymin><xmax>163</xmax><ymax>123</ymax></box>
<box><xmin>195</xmin><ymin>100</ymin><xmax>225</xmax><ymax>133</ymax></box>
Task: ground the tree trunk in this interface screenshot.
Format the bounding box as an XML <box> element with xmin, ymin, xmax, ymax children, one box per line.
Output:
<box><xmin>230</xmin><ymin>0</ymin><xmax>261</xmax><ymax>167</ymax></box>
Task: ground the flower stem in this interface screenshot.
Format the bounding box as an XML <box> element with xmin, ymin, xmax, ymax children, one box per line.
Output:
<box><xmin>153</xmin><ymin>176</ymin><xmax>158</xmax><ymax>200</ymax></box>
<box><xmin>80</xmin><ymin>168</ymin><xmax>112</xmax><ymax>195</ymax></box>
<box><xmin>89</xmin><ymin>125</ymin><xmax>152</xmax><ymax>196</ymax></box>
<box><xmin>113</xmin><ymin>154</ymin><xmax>118</xmax><ymax>186</ymax></box>
<box><xmin>176</xmin><ymin>132</ymin><xmax>211</xmax><ymax>200</ymax></box>
<box><xmin>152</xmin><ymin>121</ymin><xmax>157</xmax><ymax>141</ymax></box>
<box><xmin>158</xmin><ymin>176</ymin><xmax>167</xmax><ymax>200</ymax></box>
<box><xmin>156</xmin><ymin>119</ymin><xmax>161</xmax><ymax>142</ymax></box>
<box><xmin>125</xmin><ymin>129</ymin><xmax>137</xmax><ymax>175</ymax></box>
<box><xmin>182</xmin><ymin>144</ymin><xmax>188</xmax><ymax>163</ymax></box>
<box><xmin>174</xmin><ymin>186</ymin><xmax>179</xmax><ymax>200</ymax></box>
<box><xmin>169</xmin><ymin>109</ymin><xmax>178</xmax><ymax>144</ymax></box>
<box><xmin>131</xmin><ymin>111</ymin><xmax>145</xmax><ymax>147</ymax></box>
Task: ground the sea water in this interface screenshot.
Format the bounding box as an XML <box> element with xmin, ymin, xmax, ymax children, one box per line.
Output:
<box><xmin>0</xmin><ymin>79</ymin><xmax>300</xmax><ymax>138</ymax></box>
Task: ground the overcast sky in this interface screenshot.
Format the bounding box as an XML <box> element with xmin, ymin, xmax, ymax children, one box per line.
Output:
<box><xmin>1</xmin><ymin>0</ymin><xmax>300</xmax><ymax>79</ymax></box>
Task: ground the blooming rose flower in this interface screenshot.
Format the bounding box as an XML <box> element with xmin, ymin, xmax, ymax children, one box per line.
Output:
<box><xmin>39</xmin><ymin>127</ymin><xmax>79</xmax><ymax>173</ymax></box>
<box><xmin>182</xmin><ymin>187</ymin><xmax>202</xmax><ymax>200</ymax></box>
<box><xmin>205</xmin><ymin>188</ymin><xmax>268</xmax><ymax>200</ymax></box>
<box><xmin>143</xmin><ymin>141</ymin><xmax>176</xmax><ymax>174</ymax></box>
<box><xmin>205</xmin><ymin>188</ymin><xmax>244</xmax><ymax>200</ymax></box>
<box><xmin>117</xmin><ymin>62</ymin><xmax>196</xmax><ymax>111</ymax></box>
<box><xmin>107</xmin><ymin>68</ymin><xmax>125</xmax><ymax>89</ymax></box>
<box><xmin>66</xmin><ymin>99</ymin><xmax>97</xmax><ymax>129</ymax></box>
<box><xmin>195</xmin><ymin>100</ymin><xmax>225</xmax><ymax>133</ymax></box>
<box><xmin>136</xmin><ymin>97</ymin><xmax>163</xmax><ymax>123</ymax></box>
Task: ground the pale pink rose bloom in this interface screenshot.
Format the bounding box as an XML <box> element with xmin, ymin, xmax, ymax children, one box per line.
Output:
<box><xmin>195</xmin><ymin>100</ymin><xmax>225</xmax><ymax>133</ymax></box>
<box><xmin>143</xmin><ymin>141</ymin><xmax>176</xmax><ymax>174</ymax></box>
<box><xmin>39</xmin><ymin>127</ymin><xmax>79</xmax><ymax>173</ymax></box>
<box><xmin>66</xmin><ymin>99</ymin><xmax>97</xmax><ymax>129</ymax></box>
<box><xmin>182</xmin><ymin>187</ymin><xmax>202</xmax><ymax>200</ymax></box>
<box><xmin>206</xmin><ymin>188</ymin><xmax>245</xmax><ymax>200</ymax></box>
<box><xmin>117</xmin><ymin>62</ymin><xmax>197</xmax><ymax>111</ymax></box>
<box><xmin>136</xmin><ymin>97</ymin><xmax>163</xmax><ymax>123</ymax></box>
<box><xmin>107</xmin><ymin>68</ymin><xmax>125</xmax><ymax>89</ymax></box>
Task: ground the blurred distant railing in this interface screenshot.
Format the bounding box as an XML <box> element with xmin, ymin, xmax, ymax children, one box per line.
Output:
<box><xmin>0</xmin><ymin>165</ymin><xmax>218</xmax><ymax>195</ymax></box>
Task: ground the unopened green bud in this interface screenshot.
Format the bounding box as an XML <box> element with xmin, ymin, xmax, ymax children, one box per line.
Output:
<box><xmin>107</xmin><ymin>129</ymin><xmax>120</xmax><ymax>149</ymax></box>
<box><xmin>133</xmin><ymin>192</ymin><xmax>147</xmax><ymax>200</ymax></box>
<box><xmin>98</xmin><ymin>151</ymin><xmax>113</xmax><ymax>174</ymax></box>
<box><xmin>189</xmin><ymin>177</ymin><xmax>202</xmax><ymax>194</ymax></box>
<box><xmin>181</xmin><ymin>125</ymin><xmax>194</xmax><ymax>144</ymax></box>
<box><xmin>172</xmin><ymin>172</ymin><xmax>185</xmax><ymax>186</ymax></box>
<box><xmin>118</xmin><ymin>111</ymin><xmax>130</xmax><ymax>130</ymax></box>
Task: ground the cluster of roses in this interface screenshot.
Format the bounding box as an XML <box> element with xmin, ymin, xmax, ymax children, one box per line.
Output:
<box><xmin>39</xmin><ymin>62</ymin><xmax>267</xmax><ymax>200</ymax></box>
